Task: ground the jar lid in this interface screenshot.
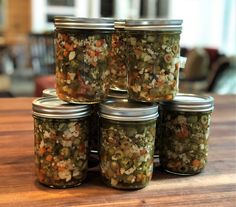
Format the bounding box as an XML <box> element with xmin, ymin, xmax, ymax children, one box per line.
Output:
<box><xmin>100</xmin><ymin>99</ymin><xmax>158</xmax><ymax>121</ymax></box>
<box><xmin>160</xmin><ymin>93</ymin><xmax>214</xmax><ymax>112</ymax></box>
<box><xmin>42</xmin><ymin>88</ymin><xmax>57</xmax><ymax>97</ymax></box>
<box><xmin>32</xmin><ymin>97</ymin><xmax>91</xmax><ymax>119</ymax></box>
<box><xmin>54</xmin><ymin>16</ymin><xmax>114</xmax><ymax>30</ymax></box>
<box><xmin>115</xmin><ymin>19</ymin><xmax>183</xmax><ymax>31</ymax></box>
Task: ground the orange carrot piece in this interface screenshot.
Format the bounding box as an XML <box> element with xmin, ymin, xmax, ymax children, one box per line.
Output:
<box><xmin>46</xmin><ymin>154</ymin><xmax>53</xmax><ymax>162</ymax></box>
<box><xmin>65</xmin><ymin>43</ymin><xmax>74</xmax><ymax>51</ymax></box>
<box><xmin>192</xmin><ymin>159</ymin><xmax>201</xmax><ymax>168</ymax></box>
<box><xmin>39</xmin><ymin>147</ymin><xmax>46</xmax><ymax>156</ymax></box>
<box><xmin>63</xmin><ymin>50</ymin><xmax>69</xmax><ymax>57</ymax></box>
<box><xmin>88</xmin><ymin>50</ymin><xmax>96</xmax><ymax>57</ymax></box>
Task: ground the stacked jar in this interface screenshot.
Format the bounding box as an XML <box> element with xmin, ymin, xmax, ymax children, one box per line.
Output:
<box><xmin>119</xmin><ymin>19</ymin><xmax>183</xmax><ymax>102</ymax></box>
<box><xmin>99</xmin><ymin>99</ymin><xmax>158</xmax><ymax>189</ymax></box>
<box><xmin>158</xmin><ymin>93</ymin><xmax>214</xmax><ymax>175</ymax></box>
<box><xmin>54</xmin><ymin>17</ymin><xmax>114</xmax><ymax>103</ymax></box>
<box><xmin>32</xmin><ymin>97</ymin><xmax>91</xmax><ymax>188</ymax></box>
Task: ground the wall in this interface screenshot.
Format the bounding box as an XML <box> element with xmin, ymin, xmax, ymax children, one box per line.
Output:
<box><xmin>3</xmin><ymin>0</ymin><xmax>31</xmax><ymax>45</ymax></box>
<box><xmin>31</xmin><ymin>0</ymin><xmax>98</xmax><ymax>32</ymax></box>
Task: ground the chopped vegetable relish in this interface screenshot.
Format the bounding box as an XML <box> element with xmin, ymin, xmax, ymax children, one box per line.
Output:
<box><xmin>34</xmin><ymin>117</ymin><xmax>89</xmax><ymax>188</ymax></box>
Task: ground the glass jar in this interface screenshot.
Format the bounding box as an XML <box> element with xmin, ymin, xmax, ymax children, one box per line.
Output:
<box><xmin>99</xmin><ymin>99</ymin><xmax>158</xmax><ymax>189</ymax></box>
<box><xmin>158</xmin><ymin>93</ymin><xmax>214</xmax><ymax>175</ymax></box>
<box><xmin>109</xmin><ymin>20</ymin><xmax>127</xmax><ymax>91</ymax></box>
<box><xmin>32</xmin><ymin>97</ymin><xmax>90</xmax><ymax>188</ymax></box>
<box><xmin>54</xmin><ymin>17</ymin><xmax>114</xmax><ymax>104</ymax></box>
<box><xmin>122</xmin><ymin>19</ymin><xmax>183</xmax><ymax>102</ymax></box>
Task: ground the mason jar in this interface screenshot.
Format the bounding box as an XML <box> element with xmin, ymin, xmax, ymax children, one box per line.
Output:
<box><xmin>158</xmin><ymin>93</ymin><xmax>214</xmax><ymax>175</ymax></box>
<box><xmin>32</xmin><ymin>97</ymin><xmax>90</xmax><ymax>188</ymax></box>
<box><xmin>120</xmin><ymin>19</ymin><xmax>183</xmax><ymax>102</ymax></box>
<box><xmin>99</xmin><ymin>99</ymin><xmax>158</xmax><ymax>189</ymax></box>
<box><xmin>54</xmin><ymin>17</ymin><xmax>114</xmax><ymax>104</ymax></box>
<box><xmin>109</xmin><ymin>20</ymin><xmax>127</xmax><ymax>92</ymax></box>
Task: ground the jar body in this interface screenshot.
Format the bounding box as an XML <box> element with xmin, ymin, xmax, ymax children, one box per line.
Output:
<box><xmin>109</xmin><ymin>30</ymin><xmax>127</xmax><ymax>91</ymax></box>
<box><xmin>55</xmin><ymin>29</ymin><xmax>111</xmax><ymax>103</ymax></box>
<box><xmin>100</xmin><ymin>118</ymin><xmax>156</xmax><ymax>189</ymax></box>
<box><xmin>126</xmin><ymin>31</ymin><xmax>181</xmax><ymax>102</ymax></box>
<box><xmin>33</xmin><ymin>116</ymin><xmax>89</xmax><ymax>188</ymax></box>
<box><xmin>158</xmin><ymin>110</ymin><xmax>212</xmax><ymax>175</ymax></box>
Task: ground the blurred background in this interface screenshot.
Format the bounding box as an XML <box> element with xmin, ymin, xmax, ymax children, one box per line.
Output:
<box><xmin>0</xmin><ymin>0</ymin><xmax>235</xmax><ymax>97</ymax></box>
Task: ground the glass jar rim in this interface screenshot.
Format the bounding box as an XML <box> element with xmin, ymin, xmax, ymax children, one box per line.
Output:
<box><xmin>32</xmin><ymin>97</ymin><xmax>91</xmax><ymax>119</ymax></box>
<box><xmin>159</xmin><ymin>93</ymin><xmax>214</xmax><ymax>112</ymax></box>
<box><xmin>100</xmin><ymin>99</ymin><xmax>158</xmax><ymax>121</ymax></box>
<box><xmin>115</xmin><ymin>18</ymin><xmax>183</xmax><ymax>31</ymax></box>
<box><xmin>54</xmin><ymin>16</ymin><xmax>114</xmax><ymax>30</ymax></box>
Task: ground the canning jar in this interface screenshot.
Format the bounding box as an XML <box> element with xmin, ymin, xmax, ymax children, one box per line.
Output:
<box><xmin>99</xmin><ymin>99</ymin><xmax>158</xmax><ymax>189</ymax></box>
<box><xmin>158</xmin><ymin>93</ymin><xmax>214</xmax><ymax>175</ymax></box>
<box><xmin>109</xmin><ymin>20</ymin><xmax>127</xmax><ymax>91</ymax></box>
<box><xmin>121</xmin><ymin>19</ymin><xmax>183</xmax><ymax>102</ymax></box>
<box><xmin>32</xmin><ymin>97</ymin><xmax>90</xmax><ymax>188</ymax></box>
<box><xmin>54</xmin><ymin>17</ymin><xmax>114</xmax><ymax>104</ymax></box>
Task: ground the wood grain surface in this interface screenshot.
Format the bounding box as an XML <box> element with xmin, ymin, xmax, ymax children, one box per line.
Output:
<box><xmin>0</xmin><ymin>95</ymin><xmax>235</xmax><ymax>207</ymax></box>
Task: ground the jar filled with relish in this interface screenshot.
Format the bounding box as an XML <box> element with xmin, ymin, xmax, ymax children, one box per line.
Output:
<box><xmin>158</xmin><ymin>93</ymin><xmax>214</xmax><ymax>175</ymax></box>
<box><xmin>54</xmin><ymin>17</ymin><xmax>114</xmax><ymax>104</ymax></box>
<box><xmin>109</xmin><ymin>20</ymin><xmax>128</xmax><ymax>92</ymax></box>
<box><xmin>99</xmin><ymin>99</ymin><xmax>158</xmax><ymax>189</ymax></box>
<box><xmin>119</xmin><ymin>19</ymin><xmax>183</xmax><ymax>102</ymax></box>
<box><xmin>32</xmin><ymin>97</ymin><xmax>91</xmax><ymax>188</ymax></box>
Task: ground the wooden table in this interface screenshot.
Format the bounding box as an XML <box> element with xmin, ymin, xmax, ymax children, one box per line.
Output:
<box><xmin>0</xmin><ymin>95</ymin><xmax>236</xmax><ymax>207</ymax></box>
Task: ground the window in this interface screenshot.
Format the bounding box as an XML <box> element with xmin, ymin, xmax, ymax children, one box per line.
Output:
<box><xmin>47</xmin><ymin>0</ymin><xmax>75</xmax><ymax>7</ymax></box>
<box><xmin>168</xmin><ymin>0</ymin><xmax>236</xmax><ymax>55</ymax></box>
